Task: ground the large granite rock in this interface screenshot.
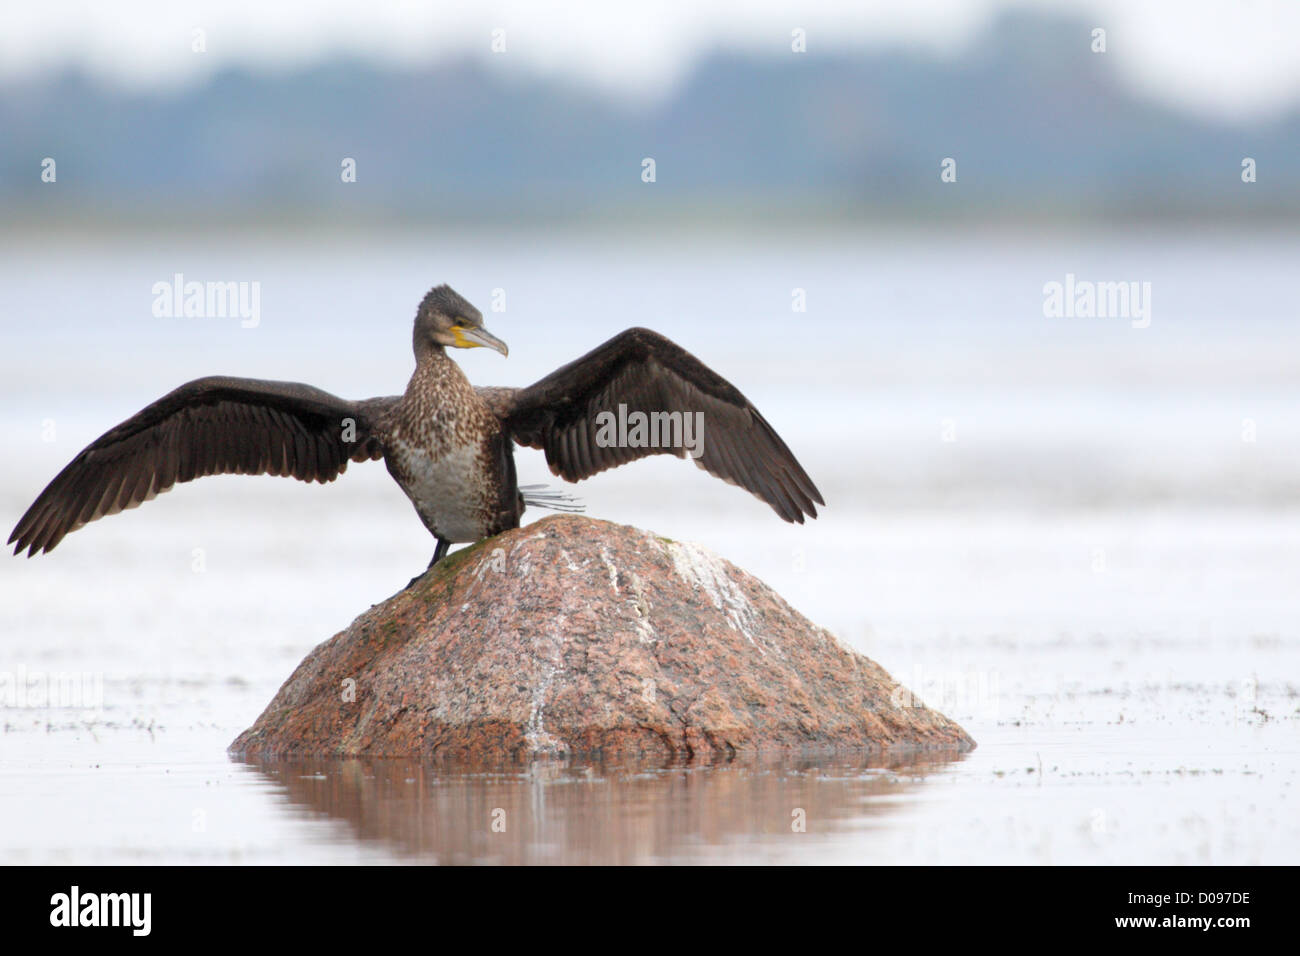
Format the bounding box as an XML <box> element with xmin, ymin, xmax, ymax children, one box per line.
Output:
<box><xmin>231</xmin><ymin>515</ymin><xmax>974</xmax><ymax>760</ymax></box>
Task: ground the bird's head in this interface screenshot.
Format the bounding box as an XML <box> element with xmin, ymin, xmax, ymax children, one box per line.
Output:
<box><xmin>414</xmin><ymin>284</ymin><xmax>508</xmax><ymax>357</ymax></box>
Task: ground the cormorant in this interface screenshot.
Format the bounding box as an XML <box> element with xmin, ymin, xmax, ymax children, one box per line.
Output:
<box><xmin>9</xmin><ymin>285</ymin><xmax>823</xmax><ymax>574</ymax></box>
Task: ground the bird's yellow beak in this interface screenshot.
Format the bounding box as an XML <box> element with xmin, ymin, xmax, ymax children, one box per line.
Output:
<box><xmin>451</xmin><ymin>325</ymin><xmax>508</xmax><ymax>357</ymax></box>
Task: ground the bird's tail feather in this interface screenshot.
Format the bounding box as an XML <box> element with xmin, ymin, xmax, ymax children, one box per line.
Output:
<box><xmin>520</xmin><ymin>483</ymin><xmax>585</xmax><ymax>513</ymax></box>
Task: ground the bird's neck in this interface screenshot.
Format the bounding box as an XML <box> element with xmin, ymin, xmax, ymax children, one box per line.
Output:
<box><xmin>399</xmin><ymin>343</ymin><xmax>480</xmax><ymax>443</ymax></box>
<box><xmin>413</xmin><ymin>337</ymin><xmax>448</xmax><ymax>366</ymax></box>
<box><xmin>408</xmin><ymin>341</ymin><xmax>469</xmax><ymax>395</ymax></box>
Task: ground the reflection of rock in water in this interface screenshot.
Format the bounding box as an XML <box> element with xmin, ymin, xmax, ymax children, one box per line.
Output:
<box><xmin>232</xmin><ymin>516</ymin><xmax>973</xmax><ymax>761</ymax></box>
<box><xmin>234</xmin><ymin>752</ymin><xmax>967</xmax><ymax>864</ymax></box>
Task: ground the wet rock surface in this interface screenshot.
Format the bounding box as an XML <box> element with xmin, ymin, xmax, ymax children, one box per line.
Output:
<box><xmin>231</xmin><ymin>515</ymin><xmax>974</xmax><ymax>761</ymax></box>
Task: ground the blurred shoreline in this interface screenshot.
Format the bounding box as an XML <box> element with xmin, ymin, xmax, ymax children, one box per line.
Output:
<box><xmin>7</xmin><ymin>11</ymin><xmax>1300</xmax><ymax>228</ymax></box>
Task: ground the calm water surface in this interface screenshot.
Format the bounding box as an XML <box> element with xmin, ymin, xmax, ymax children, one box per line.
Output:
<box><xmin>1</xmin><ymin>227</ymin><xmax>1297</xmax><ymax>864</ymax></box>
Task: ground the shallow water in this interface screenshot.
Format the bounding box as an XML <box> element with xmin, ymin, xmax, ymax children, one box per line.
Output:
<box><xmin>1</xmin><ymin>227</ymin><xmax>1297</xmax><ymax>864</ymax></box>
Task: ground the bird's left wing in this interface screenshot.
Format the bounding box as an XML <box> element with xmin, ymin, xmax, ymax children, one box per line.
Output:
<box><xmin>9</xmin><ymin>376</ymin><xmax>396</xmax><ymax>556</ymax></box>
<box><xmin>484</xmin><ymin>328</ymin><xmax>823</xmax><ymax>523</ymax></box>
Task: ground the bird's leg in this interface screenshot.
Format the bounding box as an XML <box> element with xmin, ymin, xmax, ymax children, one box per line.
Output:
<box><xmin>405</xmin><ymin>537</ymin><xmax>451</xmax><ymax>590</ymax></box>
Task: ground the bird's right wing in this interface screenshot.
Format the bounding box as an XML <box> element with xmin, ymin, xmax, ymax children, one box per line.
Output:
<box><xmin>9</xmin><ymin>376</ymin><xmax>396</xmax><ymax>556</ymax></box>
<box><xmin>483</xmin><ymin>328</ymin><xmax>823</xmax><ymax>523</ymax></box>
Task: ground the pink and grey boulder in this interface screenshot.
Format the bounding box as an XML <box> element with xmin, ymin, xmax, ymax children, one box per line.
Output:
<box><xmin>231</xmin><ymin>515</ymin><xmax>973</xmax><ymax>760</ymax></box>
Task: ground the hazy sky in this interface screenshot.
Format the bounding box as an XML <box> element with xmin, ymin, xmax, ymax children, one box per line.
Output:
<box><xmin>5</xmin><ymin>0</ymin><xmax>1299</xmax><ymax>121</ymax></box>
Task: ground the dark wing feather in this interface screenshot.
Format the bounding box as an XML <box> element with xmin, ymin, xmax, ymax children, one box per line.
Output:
<box><xmin>9</xmin><ymin>376</ymin><xmax>395</xmax><ymax>556</ymax></box>
<box><xmin>487</xmin><ymin>328</ymin><xmax>824</xmax><ymax>523</ymax></box>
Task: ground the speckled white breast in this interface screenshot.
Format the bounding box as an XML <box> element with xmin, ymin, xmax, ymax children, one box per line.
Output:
<box><xmin>390</xmin><ymin>439</ymin><xmax>493</xmax><ymax>543</ymax></box>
